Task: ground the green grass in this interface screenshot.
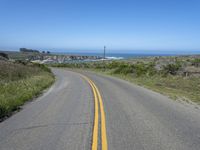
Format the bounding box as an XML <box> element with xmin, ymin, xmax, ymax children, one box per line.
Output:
<box><xmin>0</xmin><ymin>61</ymin><xmax>54</xmax><ymax>119</ymax></box>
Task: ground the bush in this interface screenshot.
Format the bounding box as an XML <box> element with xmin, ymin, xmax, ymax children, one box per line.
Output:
<box><xmin>191</xmin><ymin>59</ymin><xmax>200</xmax><ymax>67</ymax></box>
<box><xmin>192</xmin><ymin>59</ymin><xmax>200</xmax><ymax>63</ymax></box>
<box><xmin>106</xmin><ymin>61</ymin><xmax>121</xmax><ymax>69</ymax></box>
<box><xmin>162</xmin><ymin>62</ymin><xmax>181</xmax><ymax>75</ymax></box>
<box><xmin>112</xmin><ymin>63</ymin><xmax>133</xmax><ymax>75</ymax></box>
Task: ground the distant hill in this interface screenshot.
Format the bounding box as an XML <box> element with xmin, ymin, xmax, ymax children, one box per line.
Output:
<box><xmin>19</xmin><ymin>48</ymin><xmax>40</xmax><ymax>53</ymax></box>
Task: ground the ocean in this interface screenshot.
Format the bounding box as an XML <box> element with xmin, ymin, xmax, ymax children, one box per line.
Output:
<box><xmin>52</xmin><ymin>52</ymin><xmax>200</xmax><ymax>60</ymax></box>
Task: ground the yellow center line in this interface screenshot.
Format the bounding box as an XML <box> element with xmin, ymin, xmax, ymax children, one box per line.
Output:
<box><xmin>81</xmin><ymin>75</ymin><xmax>108</xmax><ymax>150</ymax></box>
<box><xmin>92</xmin><ymin>82</ymin><xmax>108</xmax><ymax>150</ymax></box>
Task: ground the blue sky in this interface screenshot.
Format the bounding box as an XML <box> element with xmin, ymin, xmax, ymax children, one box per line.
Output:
<box><xmin>0</xmin><ymin>0</ymin><xmax>200</xmax><ymax>53</ymax></box>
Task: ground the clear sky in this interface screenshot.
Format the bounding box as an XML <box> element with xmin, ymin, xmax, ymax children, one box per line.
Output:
<box><xmin>0</xmin><ymin>0</ymin><xmax>200</xmax><ymax>53</ymax></box>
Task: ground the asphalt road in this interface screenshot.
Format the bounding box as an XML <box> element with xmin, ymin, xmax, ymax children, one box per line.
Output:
<box><xmin>0</xmin><ymin>68</ymin><xmax>200</xmax><ymax>150</ymax></box>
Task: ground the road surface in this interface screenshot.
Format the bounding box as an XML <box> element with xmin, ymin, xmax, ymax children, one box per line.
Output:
<box><xmin>0</xmin><ymin>68</ymin><xmax>200</xmax><ymax>150</ymax></box>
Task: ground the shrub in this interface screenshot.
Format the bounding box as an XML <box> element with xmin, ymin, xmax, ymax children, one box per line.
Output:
<box><xmin>162</xmin><ymin>62</ymin><xmax>181</xmax><ymax>75</ymax></box>
<box><xmin>112</xmin><ymin>63</ymin><xmax>134</xmax><ymax>75</ymax></box>
<box><xmin>191</xmin><ymin>59</ymin><xmax>200</xmax><ymax>67</ymax></box>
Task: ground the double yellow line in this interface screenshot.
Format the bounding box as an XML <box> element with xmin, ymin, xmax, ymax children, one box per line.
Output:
<box><xmin>81</xmin><ymin>75</ymin><xmax>108</xmax><ymax>150</ymax></box>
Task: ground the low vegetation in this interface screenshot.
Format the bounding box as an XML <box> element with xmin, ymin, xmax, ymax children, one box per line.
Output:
<box><xmin>52</xmin><ymin>58</ymin><xmax>200</xmax><ymax>103</ymax></box>
<box><xmin>0</xmin><ymin>61</ymin><xmax>54</xmax><ymax>119</ymax></box>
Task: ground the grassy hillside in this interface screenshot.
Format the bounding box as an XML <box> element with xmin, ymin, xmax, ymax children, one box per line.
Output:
<box><xmin>0</xmin><ymin>61</ymin><xmax>54</xmax><ymax>119</ymax></box>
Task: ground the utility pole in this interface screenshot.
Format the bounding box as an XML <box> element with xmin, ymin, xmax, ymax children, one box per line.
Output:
<box><xmin>103</xmin><ymin>46</ymin><xmax>106</xmax><ymax>71</ymax></box>
<box><xmin>103</xmin><ymin>46</ymin><xmax>106</xmax><ymax>59</ymax></box>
